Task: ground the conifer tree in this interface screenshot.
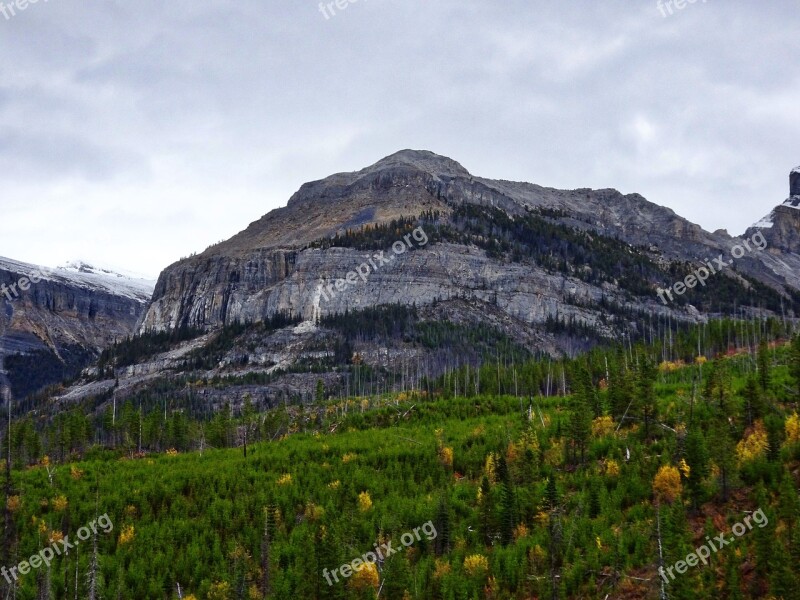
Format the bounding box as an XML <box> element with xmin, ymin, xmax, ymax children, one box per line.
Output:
<box><xmin>546</xmin><ymin>476</ymin><xmax>559</xmax><ymax>511</ymax></box>
<box><xmin>742</xmin><ymin>376</ymin><xmax>763</xmax><ymax>427</ymax></box>
<box><xmin>568</xmin><ymin>393</ymin><xmax>591</xmax><ymax>465</ymax></box>
<box><xmin>636</xmin><ymin>356</ymin><xmax>658</xmax><ymax>440</ymax></box>
<box><xmin>709</xmin><ymin>416</ymin><xmax>736</xmax><ymax>502</ymax></box>
<box><xmin>684</xmin><ymin>426</ymin><xmax>709</xmax><ymax>510</ymax></box>
<box><xmin>791</xmin><ymin>332</ymin><xmax>800</xmax><ymax>404</ymax></box>
<box><xmin>434</xmin><ymin>495</ymin><xmax>452</xmax><ymax>556</ymax></box>
<box><xmin>497</xmin><ymin>455</ymin><xmax>516</xmax><ymax>546</ymax></box>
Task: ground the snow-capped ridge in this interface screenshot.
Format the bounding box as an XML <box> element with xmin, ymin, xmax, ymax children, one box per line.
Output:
<box><xmin>58</xmin><ymin>259</ymin><xmax>155</xmax><ymax>284</ymax></box>
<box><xmin>0</xmin><ymin>256</ymin><xmax>155</xmax><ymax>303</ymax></box>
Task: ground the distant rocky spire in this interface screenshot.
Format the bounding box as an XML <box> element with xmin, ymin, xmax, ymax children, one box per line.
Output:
<box><xmin>791</xmin><ymin>165</ymin><xmax>800</xmax><ymax>197</ymax></box>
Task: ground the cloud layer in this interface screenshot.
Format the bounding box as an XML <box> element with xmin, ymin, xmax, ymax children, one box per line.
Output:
<box><xmin>0</xmin><ymin>0</ymin><xmax>797</xmax><ymax>276</ymax></box>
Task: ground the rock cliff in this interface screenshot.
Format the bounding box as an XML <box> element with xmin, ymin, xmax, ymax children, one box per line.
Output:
<box><xmin>141</xmin><ymin>150</ymin><xmax>800</xmax><ymax>333</ymax></box>
<box><xmin>0</xmin><ymin>258</ymin><xmax>153</xmax><ymax>399</ymax></box>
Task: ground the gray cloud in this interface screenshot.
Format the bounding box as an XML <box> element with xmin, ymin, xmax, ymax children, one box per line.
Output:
<box><xmin>0</xmin><ymin>0</ymin><xmax>797</xmax><ymax>276</ymax></box>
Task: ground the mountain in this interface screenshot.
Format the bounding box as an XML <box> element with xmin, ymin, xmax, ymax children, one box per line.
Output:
<box><xmin>41</xmin><ymin>151</ymin><xmax>800</xmax><ymax>414</ymax></box>
<box><xmin>0</xmin><ymin>257</ymin><xmax>154</xmax><ymax>401</ymax></box>
<box><xmin>746</xmin><ymin>166</ymin><xmax>800</xmax><ymax>253</ymax></box>
<box><xmin>141</xmin><ymin>150</ymin><xmax>800</xmax><ymax>332</ymax></box>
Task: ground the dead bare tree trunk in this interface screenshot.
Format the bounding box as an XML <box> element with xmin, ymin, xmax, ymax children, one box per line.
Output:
<box><xmin>2</xmin><ymin>381</ymin><xmax>15</xmax><ymax>593</ymax></box>
<box><xmin>86</xmin><ymin>525</ymin><xmax>99</xmax><ymax>600</ymax></box>
<box><xmin>656</xmin><ymin>507</ymin><xmax>668</xmax><ymax>600</ymax></box>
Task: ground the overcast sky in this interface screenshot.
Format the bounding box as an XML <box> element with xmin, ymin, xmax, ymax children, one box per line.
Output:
<box><xmin>0</xmin><ymin>0</ymin><xmax>797</xmax><ymax>278</ymax></box>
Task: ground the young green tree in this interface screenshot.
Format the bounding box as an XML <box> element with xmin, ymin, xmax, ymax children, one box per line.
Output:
<box><xmin>497</xmin><ymin>455</ymin><xmax>516</xmax><ymax>546</ymax></box>
<box><xmin>478</xmin><ymin>476</ymin><xmax>494</xmax><ymax>546</ymax></box>
<box><xmin>709</xmin><ymin>416</ymin><xmax>736</xmax><ymax>502</ymax></box>
<box><xmin>791</xmin><ymin>333</ymin><xmax>800</xmax><ymax>404</ymax></box>
<box><xmin>315</xmin><ymin>379</ymin><xmax>326</xmax><ymax>404</ymax></box>
<box><xmin>608</xmin><ymin>356</ymin><xmax>634</xmax><ymax>420</ymax></box>
<box><xmin>636</xmin><ymin>357</ymin><xmax>658</xmax><ymax>440</ymax></box>
<box><xmin>568</xmin><ymin>387</ymin><xmax>592</xmax><ymax>465</ymax></box>
<box><xmin>434</xmin><ymin>495</ymin><xmax>452</xmax><ymax>556</ymax></box>
<box><xmin>684</xmin><ymin>427</ymin><xmax>709</xmax><ymax>510</ymax></box>
<box><xmin>742</xmin><ymin>376</ymin><xmax>763</xmax><ymax>427</ymax></box>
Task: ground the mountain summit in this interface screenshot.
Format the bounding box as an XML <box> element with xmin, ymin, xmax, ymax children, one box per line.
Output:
<box><xmin>141</xmin><ymin>151</ymin><xmax>800</xmax><ymax>334</ymax></box>
<box><xmin>42</xmin><ymin>151</ymin><xmax>800</xmax><ymax>413</ymax></box>
<box><xmin>748</xmin><ymin>167</ymin><xmax>800</xmax><ymax>253</ymax></box>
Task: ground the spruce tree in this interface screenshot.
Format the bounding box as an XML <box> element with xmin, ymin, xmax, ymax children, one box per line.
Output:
<box><xmin>791</xmin><ymin>333</ymin><xmax>800</xmax><ymax>405</ymax></box>
<box><xmin>497</xmin><ymin>455</ymin><xmax>516</xmax><ymax>546</ymax></box>
<box><xmin>742</xmin><ymin>376</ymin><xmax>763</xmax><ymax>427</ymax></box>
<box><xmin>636</xmin><ymin>356</ymin><xmax>658</xmax><ymax>440</ymax></box>
<box><xmin>434</xmin><ymin>495</ymin><xmax>452</xmax><ymax>556</ymax></box>
<box><xmin>568</xmin><ymin>393</ymin><xmax>591</xmax><ymax>465</ymax></box>
<box><xmin>684</xmin><ymin>426</ymin><xmax>709</xmax><ymax>510</ymax></box>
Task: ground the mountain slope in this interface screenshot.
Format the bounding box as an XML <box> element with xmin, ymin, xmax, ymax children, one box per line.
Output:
<box><xmin>45</xmin><ymin>152</ymin><xmax>800</xmax><ymax>413</ymax></box>
<box><xmin>141</xmin><ymin>150</ymin><xmax>800</xmax><ymax>333</ymax></box>
<box><xmin>746</xmin><ymin>166</ymin><xmax>800</xmax><ymax>254</ymax></box>
<box><xmin>0</xmin><ymin>257</ymin><xmax>154</xmax><ymax>400</ymax></box>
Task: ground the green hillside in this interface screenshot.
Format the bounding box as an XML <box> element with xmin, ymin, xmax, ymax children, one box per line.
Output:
<box><xmin>3</xmin><ymin>324</ymin><xmax>800</xmax><ymax>599</ymax></box>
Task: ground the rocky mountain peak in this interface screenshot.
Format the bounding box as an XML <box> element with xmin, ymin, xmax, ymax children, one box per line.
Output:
<box><xmin>364</xmin><ymin>149</ymin><xmax>472</xmax><ymax>179</ymax></box>
<box><xmin>746</xmin><ymin>166</ymin><xmax>800</xmax><ymax>254</ymax></box>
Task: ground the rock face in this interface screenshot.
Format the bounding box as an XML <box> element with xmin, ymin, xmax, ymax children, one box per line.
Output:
<box><xmin>141</xmin><ymin>150</ymin><xmax>800</xmax><ymax>334</ymax></box>
<box><xmin>0</xmin><ymin>258</ymin><xmax>153</xmax><ymax>399</ymax></box>
<box><xmin>747</xmin><ymin>168</ymin><xmax>800</xmax><ymax>255</ymax></box>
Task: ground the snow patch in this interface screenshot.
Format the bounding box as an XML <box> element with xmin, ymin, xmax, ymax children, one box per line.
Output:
<box><xmin>751</xmin><ymin>211</ymin><xmax>775</xmax><ymax>229</ymax></box>
<box><xmin>0</xmin><ymin>256</ymin><xmax>155</xmax><ymax>303</ymax></box>
<box><xmin>782</xmin><ymin>197</ymin><xmax>800</xmax><ymax>210</ymax></box>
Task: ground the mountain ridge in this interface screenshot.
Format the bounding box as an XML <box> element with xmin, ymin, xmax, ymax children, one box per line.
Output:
<box><xmin>0</xmin><ymin>256</ymin><xmax>154</xmax><ymax>400</ymax></box>
<box><xmin>18</xmin><ymin>151</ymin><xmax>800</xmax><ymax>414</ymax></box>
<box><xmin>142</xmin><ymin>150</ymin><xmax>800</xmax><ymax>334</ymax></box>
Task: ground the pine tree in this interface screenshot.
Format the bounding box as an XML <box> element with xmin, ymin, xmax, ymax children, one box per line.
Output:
<box><xmin>636</xmin><ymin>357</ymin><xmax>658</xmax><ymax>440</ymax></box>
<box><xmin>587</xmin><ymin>482</ymin><xmax>600</xmax><ymax>519</ymax></box>
<box><xmin>261</xmin><ymin>505</ymin><xmax>275</xmax><ymax>597</ymax></box>
<box><xmin>568</xmin><ymin>393</ymin><xmax>591</xmax><ymax>465</ymax></box>
<box><xmin>684</xmin><ymin>426</ymin><xmax>709</xmax><ymax>510</ymax></box>
<box><xmin>316</xmin><ymin>379</ymin><xmax>325</xmax><ymax>404</ymax></box>
<box><xmin>497</xmin><ymin>455</ymin><xmax>516</xmax><ymax>546</ymax></box>
<box><xmin>662</xmin><ymin>502</ymin><xmax>694</xmax><ymax>600</ymax></box>
<box><xmin>752</xmin><ymin>486</ymin><xmax>772</xmax><ymax>596</ymax></box>
<box><xmin>742</xmin><ymin>376</ymin><xmax>763</xmax><ymax>427</ymax></box>
<box><xmin>707</xmin><ymin>404</ymin><xmax>736</xmax><ymax>502</ymax></box>
<box><xmin>791</xmin><ymin>333</ymin><xmax>800</xmax><ymax>405</ymax></box>
<box><xmin>608</xmin><ymin>353</ymin><xmax>634</xmax><ymax>420</ymax></box>
<box><xmin>765</xmin><ymin>414</ymin><xmax>784</xmax><ymax>462</ymax></box>
<box><xmin>722</xmin><ymin>548</ymin><xmax>745</xmax><ymax>600</ymax></box>
<box><xmin>434</xmin><ymin>495</ymin><xmax>452</xmax><ymax>556</ymax></box>
<box><xmin>546</xmin><ymin>476</ymin><xmax>559</xmax><ymax>511</ymax></box>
